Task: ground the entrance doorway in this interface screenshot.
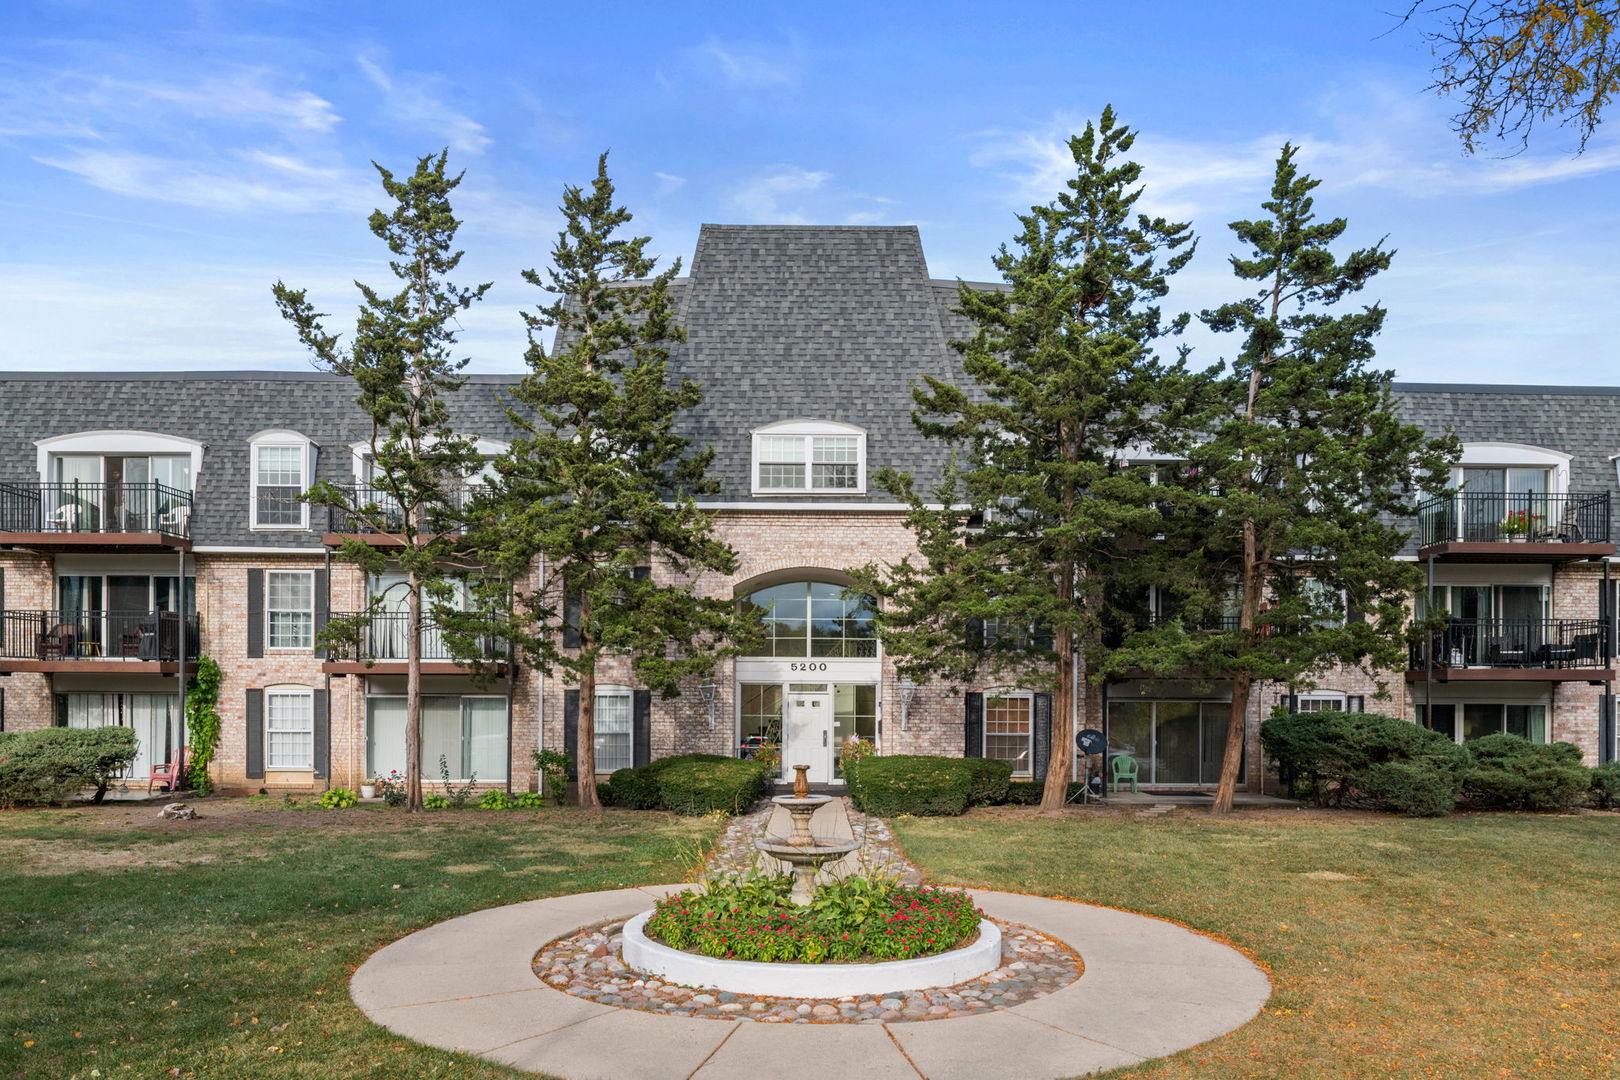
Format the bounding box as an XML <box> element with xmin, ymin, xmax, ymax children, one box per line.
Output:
<box><xmin>782</xmin><ymin>683</ymin><xmax>833</xmax><ymax>783</ymax></box>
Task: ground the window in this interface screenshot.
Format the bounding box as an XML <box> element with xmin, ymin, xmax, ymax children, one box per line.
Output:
<box><xmin>55</xmin><ymin>692</ymin><xmax>180</xmax><ymax>779</ymax></box>
<box><xmin>984</xmin><ymin>693</ymin><xmax>1033</xmax><ymax>775</ymax></box>
<box><xmin>265</xmin><ymin>688</ymin><xmax>314</xmax><ymax>769</ymax></box>
<box><xmin>251</xmin><ymin>434</ymin><xmax>312</xmax><ymax>528</ymax></box>
<box><xmin>1300</xmin><ymin>579</ymin><xmax>1345</xmax><ymax>628</ymax></box>
<box><xmin>742</xmin><ymin>581</ymin><xmax>877</xmax><ymax>658</ymax></box>
<box><xmin>833</xmin><ymin>684</ymin><xmax>877</xmax><ymax>778</ymax></box>
<box><xmin>751</xmin><ymin>421</ymin><xmax>866</xmax><ymax>494</ymax></box>
<box><xmin>1108</xmin><ymin>700</ymin><xmax>1242</xmax><ymax>785</ymax></box>
<box><xmin>366</xmin><ymin>696</ymin><xmax>508</xmax><ymax>779</ymax></box>
<box><xmin>1296</xmin><ymin>696</ymin><xmax>1346</xmax><ymax>713</ymax></box>
<box><xmin>1418</xmin><ymin>703</ymin><xmax>1547</xmax><ymax>744</ymax></box>
<box><xmin>595</xmin><ymin>689</ymin><xmax>633</xmax><ymax>773</ymax></box>
<box><xmin>266</xmin><ymin>571</ymin><xmax>314</xmax><ymax>649</ymax></box>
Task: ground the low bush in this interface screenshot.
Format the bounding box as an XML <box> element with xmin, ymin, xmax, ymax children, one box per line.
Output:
<box><xmin>1261</xmin><ymin>710</ymin><xmax>1467</xmax><ymax>815</ymax></box>
<box><xmin>422</xmin><ymin>793</ymin><xmax>451</xmax><ymax>809</ymax></box>
<box><xmin>1589</xmin><ymin>761</ymin><xmax>1620</xmax><ymax>810</ymax></box>
<box><xmin>645</xmin><ymin>875</ymin><xmax>981</xmax><ymax>963</ymax></box>
<box><xmin>845</xmin><ymin>755</ymin><xmax>973</xmax><ymax>817</ymax></box>
<box><xmin>533</xmin><ymin>749</ymin><xmax>571</xmax><ymax>806</ymax></box>
<box><xmin>317</xmin><ymin>787</ymin><xmax>358</xmax><ymax>809</ymax></box>
<box><xmin>962</xmin><ymin>757</ymin><xmax>1013</xmax><ymax>806</ymax></box>
<box><xmin>477</xmin><ymin>790</ymin><xmax>514</xmax><ymax>810</ymax></box>
<box><xmin>1002</xmin><ymin>779</ymin><xmax>1091</xmax><ymax>805</ymax></box>
<box><xmin>513</xmin><ymin>791</ymin><xmax>546</xmax><ymax>809</ymax></box>
<box><xmin>0</xmin><ymin>727</ymin><xmax>139</xmax><ymax>808</ymax></box>
<box><xmin>1460</xmin><ymin>734</ymin><xmax>1590</xmax><ymax>811</ymax></box>
<box><xmin>602</xmin><ymin>754</ymin><xmax>766</xmax><ymax>814</ymax></box>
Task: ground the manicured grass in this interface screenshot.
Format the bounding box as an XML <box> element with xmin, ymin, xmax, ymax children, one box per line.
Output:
<box><xmin>893</xmin><ymin>807</ymin><xmax>1620</xmax><ymax>1080</ymax></box>
<box><xmin>0</xmin><ymin>800</ymin><xmax>718</xmax><ymax>1079</ymax></box>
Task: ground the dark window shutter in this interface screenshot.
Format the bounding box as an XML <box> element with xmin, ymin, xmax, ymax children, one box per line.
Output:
<box><xmin>633</xmin><ymin>689</ymin><xmax>652</xmax><ymax>767</ymax></box>
<box><xmin>246</xmin><ymin>570</ymin><xmax>265</xmax><ymax>658</ymax></box>
<box><xmin>1600</xmin><ymin>696</ymin><xmax>1615</xmax><ymax>766</ymax></box>
<box><xmin>1280</xmin><ymin>694</ymin><xmax>1299</xmax><ymax>713</ymax></box>
<box><xmin>964</xmin><ymin>692</ymin><xmax>984</xmax><ymax>757</ymax></box>
<box><xmin>1347</xmin><ymin>695</ymin><xmax>1365</xmax><ymax>713</ymax></box>
<box><xmin>1032</xmin><ymin>693</ymin><xmax>1053</xmax><ymax>780</ymax></box>
<box><xmin>632</xmin><ymin>565</ymin><xmax>651</xmax><ymax>581</ymax></box>
<box><xmin>53</xmin><ymin>693</ymin><xmax>67</xmax><ymax>727</ymax></box>
<box><xmin>0</xmin><ymin>687</ymin><xmax>5</xmax><ymax>732</ymax></box>
<box><xmin>0</xmin><ymin>566</ymin><xmax>6</xmax><ymax>610</ymax></box>
<box><xmin>312</xmin><ymin>689</ymin><xmax>330</xmax><ymax>779</ymax></box>
<box><xmin>562</xmin><ymin>590</ymin><xmax>581</xmax><ymax>649</ymax></box>
<box><xmin>965</xmin><ymin>619</ymin><xmax>984</xmax><ymax>649</ymax></box>
<box><xmin>313</xmin><ymin>568</ymin><xmax>330</xmax><ymax>659</ymax></box>
<box><xmin>563</xmin><ymin>690</ymin><xmax>579</xmax><ymax>765</ymax></box>
<box><xmin>245</xmin><ymin>689</ymin><xmax>265</xmax><ymax>779</ymax></box>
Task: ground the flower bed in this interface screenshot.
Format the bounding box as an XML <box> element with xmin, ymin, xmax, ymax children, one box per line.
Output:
<box><xmin>644</xmin><ymin>876</ymin><xmax>982</xmax><ymax>964</ymax></box>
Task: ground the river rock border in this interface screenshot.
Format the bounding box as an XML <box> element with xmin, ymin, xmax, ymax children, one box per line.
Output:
<box><xmin>352</xmin><ymin>886</ymin><xmax>1272</xmax><ymax>1079</ymax></box>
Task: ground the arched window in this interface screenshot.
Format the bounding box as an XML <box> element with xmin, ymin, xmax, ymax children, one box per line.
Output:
<box><xmin>742</xmin><ymin>581</ymin><xmax>877</xmax><ymax>658</ymax></box>
<box><xmin>250</xmin><ymin>429</ymin><xmax>315</xmax><ymax>529</ymax></box>
<box><xmin>750</xmin><ymin>419</ymin><xmax>866</xmax><ymax>494</ymax></box>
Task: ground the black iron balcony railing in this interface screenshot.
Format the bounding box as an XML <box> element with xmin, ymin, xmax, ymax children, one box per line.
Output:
<box><xmin>325</xmin><ymin>611</ymin><xmax>502</xmax><ymax>663</ymax></box>
<box><xmin>1416</xmin><ymin>492</ymin><xmax>1611</xmax><ymax>547</ymax></box>
<box><xmin>1410</xmin><ymin>617</ymin><xmax>1608</xmax><ymax>670</ymax></box>
<box><xmin>0</xmin><ymin>609</ymin><xmax>200</xmax><ymax>662</ymax></box>
<box><xmin>0</xmin><ymin>482</ymin><xmax>194</xmax><ymax>537</ymax></box>
<box><xmin>326</xmin><ymin>484</ymin><xmax>478</xmax><ymax>535</ymax></box>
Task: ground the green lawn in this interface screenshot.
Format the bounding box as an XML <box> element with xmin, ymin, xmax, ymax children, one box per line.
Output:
<box><xmin>893</xmin><ymin>807</ymin><xmax>1620</xmax><ymax>1080</ymax></box>
<box><xmin>0</xmin><ymin>800</ymin><xmax>718</xmax><ymax>1080</ymax></box>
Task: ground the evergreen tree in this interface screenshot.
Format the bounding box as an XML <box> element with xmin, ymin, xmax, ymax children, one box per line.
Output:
<box><xmin>271</xmin><ymin>151</ymin><xmax>490</xmax><ymax>812</ymax></box>
<box><xmin>1108</xmin><ymin>145</ymin><xmax>1456</xmax><ymax>814</ymax></box>
<box><xmin>466</xmin><ymin>154</ymin><xmax>754</xmax><ymax>810</ymax></box>
<box><xmin>856</xmin><ymin>108</ymin><xmax>1197</xmax><ymax>811</ymax></box>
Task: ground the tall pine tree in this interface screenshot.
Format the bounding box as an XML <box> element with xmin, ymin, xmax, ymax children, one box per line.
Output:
<box><xmin>1106</xmin><ymin>145</ymin><xmax>1456</xmax><ymax>813</ymax></box>
<box><xmin>856</xmin><ymin>108</ymin><xmax>1197</xmax><ymax>810</ymax></box>
<box><xmin>467</xmin><ymin>154</ymin><xmax>755</xmax><ymax>809</ymax></box>
<box><xmin>272</xmin><ymin>151</ymin><xmax>490</xmax><ymax>812</ymax></box>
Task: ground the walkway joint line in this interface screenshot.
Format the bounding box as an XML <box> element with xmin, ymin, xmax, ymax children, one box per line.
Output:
<box><xmin>882</xmin><ymin>1022</ymin><xmax>929</xmax><ymax>1080</ymax></box>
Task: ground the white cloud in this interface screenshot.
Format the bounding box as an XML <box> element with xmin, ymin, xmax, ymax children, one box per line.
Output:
<box><xmin>34</xmin><ymin>148</ymin><xmax>374</xmax><ymax>214</ymax></box>
<box><xmin>728</xmin><ymin>166</ymin><xmax>831</xmax><ymax>223</ymax></box>
<box><xmin>354</xmin><ymin>52</ymin><xmax>491</xmax><ymax>156</ymax></box>
<box><xmin>693</xmin><ymin>37</ymin><xmax>798</xmax><ymax>88</ymax></box>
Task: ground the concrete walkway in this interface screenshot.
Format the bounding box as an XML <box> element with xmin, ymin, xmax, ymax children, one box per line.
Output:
<box><xmin>351</xmin><ymin>886</ymin><xmax>1270</xmax><ymax>1080</ymax></box>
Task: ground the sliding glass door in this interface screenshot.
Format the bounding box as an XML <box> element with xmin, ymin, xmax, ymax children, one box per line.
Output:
<box><xmin>1108</xmin><ymin>700</ymin><xmax>1242</xmax><ymax>786</ymax></box>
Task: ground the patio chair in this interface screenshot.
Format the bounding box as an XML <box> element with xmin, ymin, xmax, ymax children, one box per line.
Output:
<box><xmin>1487</xmin><ymin>636</ymin><xmax>1528</xmax><ymax>667</ymax></box>
<box><xmin>44</xmin><ymin>503</ymin><xmax>79</xmax><ymax>532</ymax></box>
<box><xmin>159</xmin><ymin>505</ymin><xmax>191</xmax><ymax>535</ymax></box>
<box><xmin>35</xmin><ymin>623</ymin><xmax>76</xmax><ymax>660</ymax></box>
<box><xmin>1109</xmin><ymin>754</ymin><xmax>1140</xmax><ymax>794</ymax></box>
<box><xmin>147</xmin><ymin>746</ymin><xmax>188</xmax><ymax>795</ymax></box>
<box><xmin>1550</xmin><ymin>500</ymin><xmax>1585</xmax><ymax>543</ymax></box>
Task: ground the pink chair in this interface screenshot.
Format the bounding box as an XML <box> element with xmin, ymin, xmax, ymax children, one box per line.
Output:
<box><xmin>148</xmin><ymin>746</ymin><xmax>188</xmax><ymax>795</ymax></box>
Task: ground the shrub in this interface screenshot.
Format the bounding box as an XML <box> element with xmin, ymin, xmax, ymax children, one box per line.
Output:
<box><xmin>961</xmin><ymin>757</ymin><xmax>1013</xmax><ymax>806</ymax></box>
<box><xmin>603</xmin><ymin>754</ymin><xmax>762</xmax><ymax>813</ymax></box>
<box><xmin>477</xmin><ymin>790</ymin><xmax>514</xmax><ymax>810</ymax></box>
<box><xmin>0</xmin><ymin>727</ymin><xmax>139</xmax><ymax>808</ymax></box>
<box><xmin>1589</xmin><ymin>761</ymin><xmax>1620</xmax><ymax>810</ymax></box>
<box><xmin>656</xmin><ymin>758</ymin><xmax>769</xmax><ymax>815</ymax></box>
<box><xmin>845</xmin><ymin>755</ymin><xmax>973</xmax><ymax>817</ymax></box>
<box><xmin>422</xmin><ymin>793</ymin><xmax>451</xmax><ymax>809</ymax></box>
<box><xmin>645</xmin><ymin>877</ymin><xmax>981</xmax><ymax>963</ymax></box>
<box><xmin>1358</xmin><ymin>761</ymin><xmax>1460</xmax><ymax>817</ymax></box>
<box><xmin>317</xmin><ymin>787</ymin><xmax>358</xmax><ymax>809</ymax></box>
<box><xmin>513</xmin><ymin>791</ymin><xmax>546</xmax><ymax>809</ymax></box>
<box><xmin>533</xmin><ymin>749</ymin><xmax>571</xmax><ymax>806</ymax></box>
<box><xmin>1460</xmin><ymin>734</ymin><xmax>1590</xmax><ymax>811</ymax></box>
<box><xmin>1261</xmin><ymin>710</ymin><xmax>1466</xmax><ymax>811</ymax></box>
<box><xmin>1002</xmin><ymin>779</ymin><xmax>1090</xmax><ymax>805</ymax></box>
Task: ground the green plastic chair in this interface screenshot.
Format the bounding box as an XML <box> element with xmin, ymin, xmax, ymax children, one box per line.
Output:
<box><xmin>1110</xmin><ymin>754</ymin><xmax>1140</xmax><ymax>794</ymax></box>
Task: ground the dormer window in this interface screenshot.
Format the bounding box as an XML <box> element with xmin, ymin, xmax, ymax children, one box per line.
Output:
<box><xmin>251</xmin><ymin>431</ymin><xmax>314</xmax><ymax>529</ymax></box>
<box><xmin>751</xmin><ymin>420</ymin><xmax>866</xmax><ymax>495</ymax></box>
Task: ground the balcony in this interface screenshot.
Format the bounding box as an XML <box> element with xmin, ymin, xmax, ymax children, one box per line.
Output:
<box><xmin>320</xmin><ymin>611</ymin><xmax>506</xmax><ymax>675</ymax></box>
<box><xmin>0</xmin><ymin>482</ymin><xmax>193</xmax><ymax>550</ymax></box>
<box><xmin>0</xmin><ymin>609</ymin><xmax>200</xmax><ymax>673</ymax></box>
<box><xmin>1407</xmin><ymin>618</ymin><xmax>1613</xmax><ymax>683</ymax></box>
<box><xmin>1415</xmin><ymin>492</ymin><xmax>1613</xmax><ymax>561</ymax></box>
<box><xmin>322</xmin><ymin>484</ymin><xmax>477</xmax><ymax>547</ymax></box>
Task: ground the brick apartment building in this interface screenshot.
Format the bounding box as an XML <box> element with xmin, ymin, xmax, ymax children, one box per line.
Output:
<box><xmin>1</xmin><ymin>225</ymin><xmax>1615</xmax><ymax>795</ymax></box>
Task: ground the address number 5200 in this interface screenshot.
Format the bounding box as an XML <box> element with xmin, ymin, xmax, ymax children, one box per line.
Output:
<box><xmin>789</xmin><ymin>662</ymin><xmax>828</xmax><ymax>672</ymax></box>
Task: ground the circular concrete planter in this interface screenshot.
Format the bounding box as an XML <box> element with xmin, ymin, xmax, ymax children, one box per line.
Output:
<box><xmin>619</xmin><ymin>909</ymin><xmax>1003</xmax><ymax>997</ymax></box>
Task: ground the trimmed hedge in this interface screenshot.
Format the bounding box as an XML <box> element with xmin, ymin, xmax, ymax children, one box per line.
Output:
<box><xmin>1460</xmin><ymin>734</ymin><xmax>1589</xmax><ymax>811</ymax></box>
<box><xmin>0</xmin><ymin>727</ymin><xmax>139</xmax><ymax>808</ymax></box>
<box><xmin>845</xmin><ymin>755</ymin><xmax>973</xmax><ymax>817</ymax></box>
<box><xmin>1003</xmin><ymin>780</ymin><xmax>1090</xmax><ymax>805</ymax></box>
<box><xmin>1590</xmin><ymin>761</ymin><xmax>1620</xmax><ymax>810</ymax></box>
<box><xmin>1262</xmin><ymin>710</ymin><xmax>1467</xmax><ymax>815</ymax></box>
<box><xmin>962</xmin><ymin>757</ymin><xmax>1013</xmax><ymax>806</ymax></box>
<box><xmin>601</xmin><ymin>754</ymin><xmax>767</xmax><ymax>814</ymax></box>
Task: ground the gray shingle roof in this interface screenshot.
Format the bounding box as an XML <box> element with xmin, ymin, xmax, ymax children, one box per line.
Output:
<box><xmin>3</xmin><ymin>226</ymin><xmax>1617</xmax><ymax>548</ymax></box>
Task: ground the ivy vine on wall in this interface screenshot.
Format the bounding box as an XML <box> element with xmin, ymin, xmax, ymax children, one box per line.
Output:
<box><xmin>185</xmin><ymin>656</ymin><xmax>223</xmax><ymax>795</ymax></box>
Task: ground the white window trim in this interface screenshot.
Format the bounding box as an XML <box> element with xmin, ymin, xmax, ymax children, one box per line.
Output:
<box><xmin>750</xmin><ymin>419</ymin><xmax>867</xmax><ymax>496</ymax></box>
<box><xmin>35</xmin><ymin>430</ymin><xmax>205</xmax><ymax>484</ymax></box>
<box><xmin>348</xmin><ymin>438</ymin><xmax>508</xmax><ymax>482</ymax></box>
<box><xmin>983</xmin><ymin>689</ymin><xmax>1035</xmax><ymax>778</ymax></box>
<box><xmin>264</xmin><ymin>685</ymin><xmax>315</xmax><ymax>771</ymax></box>
<box><xmin>594</xmin><ymin>685</ymin><xmax>635</xmax><ymax>774</ymax></box>
<box><xmin>1295</xmin><ymin>693</ymin><xmax>1348</xmax><ymax>713</ymax></box>
<box><xmin>1454</xmin><ymin>442</ymin><xmax>1572</xmax><ymax>496</ymax></box>
<box><xmin>265</xmin><ymin>569</ymin><xmax>316</xmax><ymax>651</ymax></box>
<box><xmin>362</xmin><ymin>693</ymin><xmax>509</xmax><ymax>781</ymax></box>
<box><xmin>250</xmin><ymin>430</ymin><xmax>314</xmax><ymax>530</ymax></box>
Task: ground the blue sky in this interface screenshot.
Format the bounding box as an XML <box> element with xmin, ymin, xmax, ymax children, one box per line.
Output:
<box><xmin>3</xmin><ymin>0</ymin><xmax>1617</xmax><ymax>384</ymax></box>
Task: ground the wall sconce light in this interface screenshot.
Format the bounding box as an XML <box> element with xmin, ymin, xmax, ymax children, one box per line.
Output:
<box><xmin>898</xmin><ymin>677</ymin><xmax>918</xmax><ymax>732</ymax></box>
<box><xmin>697</xmin><ymin>682</ymin><xmax>718</xmax><ymax>729</ymax></box>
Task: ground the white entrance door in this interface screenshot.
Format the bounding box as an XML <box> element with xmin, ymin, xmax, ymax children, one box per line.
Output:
<box><xmin>782</xmin><ymin>684</ymin><xmax>834</xmax><ymax>783</ymax></box>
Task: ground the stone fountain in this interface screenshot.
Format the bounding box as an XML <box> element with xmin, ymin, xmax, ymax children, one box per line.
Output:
<box><xmin>755</xmin><ymin>764</ymin><xmax>860</xmax><ymax>905</ymax></box>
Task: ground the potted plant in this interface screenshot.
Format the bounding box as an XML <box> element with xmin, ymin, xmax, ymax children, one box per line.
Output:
<box><xmin>360</xmin><ymin>779</ymin><xmax>377</xmax><ymax>800</ymax></box>
<box><xmin>1498</xmin><ymin>510</ymin><xmax>1539</xmax><ymax>541</ymax></box>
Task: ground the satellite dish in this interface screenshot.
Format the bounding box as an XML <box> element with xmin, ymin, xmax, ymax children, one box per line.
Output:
<box><xmin>1075</xmin><ymin>729</ymin><xmax>1106</xmax><ymax>755</ymax></box>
